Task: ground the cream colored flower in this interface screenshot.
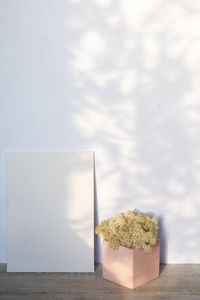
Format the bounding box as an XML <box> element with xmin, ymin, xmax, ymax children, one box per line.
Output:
<box><xmin>95</xmin><ymin>210</ymin><xmax>159</xmax><ymax>252</ymax></box>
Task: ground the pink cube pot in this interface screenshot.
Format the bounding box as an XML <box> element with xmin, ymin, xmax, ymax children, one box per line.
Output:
<box><xmin>102</xmin><ymin>239</ymin><xmax>160</xmax><ymax>289</ymax></box>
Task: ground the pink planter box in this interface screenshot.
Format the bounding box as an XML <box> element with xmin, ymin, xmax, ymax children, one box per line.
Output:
<box><xmin>102</xmin><ymin>239</ymin><xmax>160</xmax><ymax>289</ymax></box>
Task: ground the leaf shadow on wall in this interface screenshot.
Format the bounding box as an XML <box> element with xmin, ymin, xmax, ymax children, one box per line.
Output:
<box><xmin>65</xmin><ymin>0</ymin><xmax>200</xmax><ymax>264</ymax></box>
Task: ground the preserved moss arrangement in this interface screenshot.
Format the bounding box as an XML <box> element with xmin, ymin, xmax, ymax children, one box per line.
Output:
<box><xmin>95</xmin><ymin>210</ymin><xmax>159</xmax><ymax>252</ymax></box>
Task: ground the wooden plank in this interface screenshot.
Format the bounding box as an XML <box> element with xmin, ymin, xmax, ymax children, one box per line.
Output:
<box><xmin>0</xmin><ymin>264</ymin><xmax>200</xmax><ymax>299</ymax></box>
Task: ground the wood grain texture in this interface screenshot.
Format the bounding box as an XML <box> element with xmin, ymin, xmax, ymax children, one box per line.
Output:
<box><xmin>0</xmin><ymin>264</ymin><xmax>200</xmax><ymax>300</ymax></box>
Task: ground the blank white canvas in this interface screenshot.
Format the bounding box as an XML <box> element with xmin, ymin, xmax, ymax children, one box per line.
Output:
<box><xmin>6</xmin><ymin>151</ymin><xmax>94</xmax><ymax>272</ymax></box>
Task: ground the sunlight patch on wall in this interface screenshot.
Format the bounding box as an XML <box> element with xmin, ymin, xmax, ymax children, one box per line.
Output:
<box><xmin>90</xmin><ymin>71</ymin><xmax>120</xmax><ymax>88</ymax></box>
<box><xmin>185</xmin><ymin>41</ymin><xmax>200</xmax><ymax>71</ymax></box>
<box><xmin>141</xmin><ymin>35</ymin><xmax>160</xmax><ymax>70</ymax></box>
<box><xmin>71</xmin><ymin>30</ymin><xmax>106</xmax><ymax>72</ymax></box>
<box><xmin>120</xmin><ymin>0</ymin><xmax>159</xmax><ymax>29</ymax></box>
<box><xmin>120</xmin><ymin>70</ymin><xmax>137</xmax><ymax>94</ymax></box>
<box><xmin>64</xmin><ymin>0</ymin><xmax>200</xmax><ymax>263</ymax></box>
<box><xmin>80</xmin><ymin>30</ymin><xmax>106</xmax><ymax>54</ymax></box>
<box><xmin>107</xmin><ymin>15</ymin><xmax>122</xmax><ymax>27</ymax></box>
<box><xmin>181</xmin><ymin>198</ymin><xmax>198</xmax><ymax>219</ymax></box>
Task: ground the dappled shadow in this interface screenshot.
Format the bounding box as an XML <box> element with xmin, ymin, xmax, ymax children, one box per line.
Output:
<box><xmin>65</xmin><ymin>0</ymin><xmax>200</xmax><ymax>264</ymax></box>
<box><xmin>1</xmin><ymin>0</ymin><xmax>200</xmax><ymax>265</ymax></box>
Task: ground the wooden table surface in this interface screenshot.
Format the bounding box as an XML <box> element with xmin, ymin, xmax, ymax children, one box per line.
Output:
<box><xmin>0</xmin><ymin>263</ymin><xmax>200</xmax><ymax>300</ymax></box>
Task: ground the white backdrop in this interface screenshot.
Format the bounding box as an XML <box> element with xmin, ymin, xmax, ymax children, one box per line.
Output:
<box><xmin>1</xmin><ymin>0</ymin><xmax>200</xmax><ymax>264</ymax></box>
<box><xmin>6</xmin><ymin>151</ymin><xmax>94</xmax><ymax>272</ymax></box>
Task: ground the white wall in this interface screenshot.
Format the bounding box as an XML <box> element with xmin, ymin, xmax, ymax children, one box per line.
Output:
<box><xmin>1</xmin><ymin>0</ymin><xmax>200</xmax><ymax>264</ymax></box>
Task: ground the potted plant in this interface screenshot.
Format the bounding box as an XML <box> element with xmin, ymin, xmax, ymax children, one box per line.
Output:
<box><xmin>95</xmin><ymin>210</ymin><xmax>160</xmax><ymax>289</ymax></box>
